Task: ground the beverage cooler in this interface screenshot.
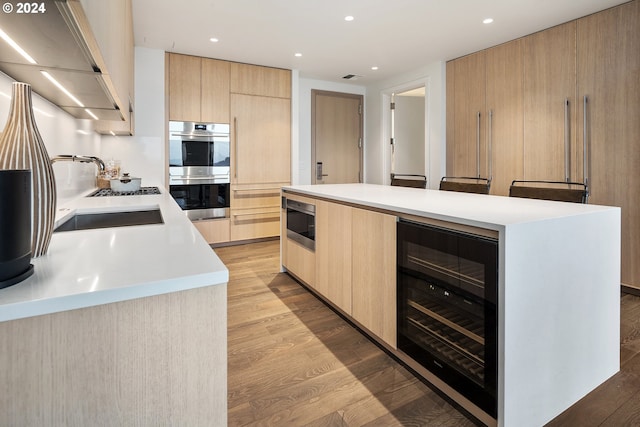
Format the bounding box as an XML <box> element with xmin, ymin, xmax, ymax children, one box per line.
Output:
<box><xmin>397</xmin><ymin>220</ymin><xmax>499</xmax><ymax>417</ymax></box>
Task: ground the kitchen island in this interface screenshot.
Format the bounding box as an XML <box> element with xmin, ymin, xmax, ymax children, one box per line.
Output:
<box><xmin>0</xmin><ymin>188</ymin><xmax>228</xmax><ymax>426</ymax></box>
<box><xmin>281</xmin><ymin>183</ymin><xmax>621</xmax><ymax>427</ymax></box>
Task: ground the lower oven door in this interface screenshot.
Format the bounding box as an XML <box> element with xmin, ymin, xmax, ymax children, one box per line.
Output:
<box><xmin>169</xmin><ymin>183</ymin><xmax>230</xmax><ymax>220</ymax></box>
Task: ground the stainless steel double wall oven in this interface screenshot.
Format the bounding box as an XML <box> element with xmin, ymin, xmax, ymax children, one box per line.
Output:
<box><xmin>169</xmin><ymin>121</ymin><xmax>231</xmax><ymax>221</ymax></box>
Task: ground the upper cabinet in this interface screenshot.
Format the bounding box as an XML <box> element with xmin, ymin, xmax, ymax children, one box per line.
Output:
<box><xmin>0</xmin><ymin>0</ymin><xmax>134</xmax><ymax>134</ymax></box>
<box><xmin>167</xmin><ymin>53</ymin><xmax>230</xmax><ymax>123</ymax></box>
<box><xmin>230</xmin><ymin>63</ymin><xmax>291</xmax><ymax>98</ymax></box>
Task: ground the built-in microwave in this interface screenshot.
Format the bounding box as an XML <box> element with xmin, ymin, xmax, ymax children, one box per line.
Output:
<box><xmin>283</xmin><ymin>197</ymin><xmax>315</xmax><ymax>251</ymax></box>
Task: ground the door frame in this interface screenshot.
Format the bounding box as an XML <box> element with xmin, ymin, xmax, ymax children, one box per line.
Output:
<box><xmin>381</xmin><ymin>77</ymin><xmax>430</xmax><ymax>186</ymax></box>
<box><xmin>311</xmin><ymin>90</ymin><xmax>364</xmax><ymax>184</ymax></box>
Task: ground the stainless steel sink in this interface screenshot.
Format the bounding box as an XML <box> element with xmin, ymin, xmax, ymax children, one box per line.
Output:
<box><xmin>54</xmin><ymin>209</ymin><xmax>163</xmax><ymax>232</ymax></box>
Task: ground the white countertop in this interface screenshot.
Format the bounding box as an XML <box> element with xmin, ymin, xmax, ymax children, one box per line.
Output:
<box><xmin>283</xmin><ymin>183</ymin><xmax>618</xmax><ymax>229</ymax></box>
<box><xmin>0</xmin><ymin>187</ymin><xmax>228</xmax><ymax>322</ymax></box>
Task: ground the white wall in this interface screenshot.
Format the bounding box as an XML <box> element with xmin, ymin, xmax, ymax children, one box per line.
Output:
<box><xmin>394</xmin><ymin>95</ymin><xmax>426</xmax><ymax>176</ymax></box>
<box><xmin>296</xmin><ymin>77</ymin><xmax>366</xmax><ymax>185</ymax></box>
<box><xmin>0</xmin><ymin>72</ymin><xmax>101</xmax><ymax>204</ymax></box>
<box><xmin>364</xmin><ymin>61</ymin><xmax>446</xmax><ymax>187</ymax></box>
<box><xmin>100</xmin><ymin>47</ymin><xmax>166</xmax><ymax>187</ymax></box>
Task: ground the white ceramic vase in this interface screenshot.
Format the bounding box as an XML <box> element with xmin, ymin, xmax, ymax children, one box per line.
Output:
<box><xmin>0</xmin><ymin>82</ymin><xmax>57</xmax><ymax>257</ymax></box>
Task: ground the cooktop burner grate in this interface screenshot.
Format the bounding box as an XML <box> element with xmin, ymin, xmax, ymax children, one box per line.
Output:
<box><xmin>89</xmin><ymin>187</ymin><xmax>161</xmax><ymax>197</ymax></box>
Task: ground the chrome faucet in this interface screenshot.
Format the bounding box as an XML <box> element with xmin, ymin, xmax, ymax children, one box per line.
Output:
<box><xmin>51</xmin><ymin>155</ymin><xmax>106</xmax><ymax>174</ymax></box>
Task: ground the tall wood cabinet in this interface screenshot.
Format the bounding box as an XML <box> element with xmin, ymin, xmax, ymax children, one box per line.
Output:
<box><xmin>446</xmin><ymin>0</ymin><xmax>640</xmax><ymax>290</ymax></box>
<box><xmin>576</xmin><ymin>0</ymin><xmax>640</xmax><ymax>289</ymax></box>
<box><xmin>447</xmin><ymin>40</ymin><xmax>524</xmax><ymax>196</ymax></box>
<box><xmin>523</xmin><ymin>22</ymin><xmax>577</xmax><ymax>182</ymax></box>
<box><xmin>446</xmin><ymin>51</ymin><xmax>486</xmax><ymax>179</ymax></box>
<box><xmin>229</xmin><ymin>65</ymin><xmax>291</xmax><ymax>242</ymax></box>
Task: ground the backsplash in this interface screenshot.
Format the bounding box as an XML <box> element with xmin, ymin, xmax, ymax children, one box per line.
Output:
<box><xmin>0</xmin><ymin>72</ymin><xmax>101</xmax><ymax>205</ymax></box>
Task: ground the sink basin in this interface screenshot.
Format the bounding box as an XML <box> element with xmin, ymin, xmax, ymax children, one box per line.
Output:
<box><xmin>54</xmin><ymin>209</ymin><xmax>163</xmax><ymax>232</ymax></box>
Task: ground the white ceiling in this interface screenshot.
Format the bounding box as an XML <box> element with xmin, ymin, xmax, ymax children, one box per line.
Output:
<box><xmin>132</xmin><ymin>0</ymin><xmax>627</xmax><ymax>85</ymax></box>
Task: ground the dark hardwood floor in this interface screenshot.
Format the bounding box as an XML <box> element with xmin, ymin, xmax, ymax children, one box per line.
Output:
<box><xmin>216</xmin><ymin>240</ymin><xmax>640</xmax><ymax>427</ymax></box>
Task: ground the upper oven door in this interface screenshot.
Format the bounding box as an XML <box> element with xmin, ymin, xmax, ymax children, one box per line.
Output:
<box><xmin>169</xmin><ymin>121</ymin><xmax>230</xmax><ymax>179</ymax></box>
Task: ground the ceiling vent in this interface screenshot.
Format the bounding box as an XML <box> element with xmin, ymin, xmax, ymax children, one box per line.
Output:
<box><xmin>342</xmin><ymin>74</ymin><xmax>362</xmax><ymax>80</ymax></box>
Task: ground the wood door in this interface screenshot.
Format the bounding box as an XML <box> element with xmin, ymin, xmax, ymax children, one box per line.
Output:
<box><xmin>447</xmin><ymin>51</ymin><xmax>487</xmax><ymax>178</ymax></box>
<box><xmin>523</xmin><ymin>22</ymin><xmax>577</xmax><ymax>182</ymax></box>
<box><xmin>315</xmin><ymin>200</ymin><xmax>352</xmax><ymax>315</ymax></box>
<box><xmin>201</xmin><ymin>58</ymin><xmax>230</xmax><ymax>124</ymax></box>
<box><xmin>351</xmin><ymin>208</ymin><xmax>396</xmax><ymax>347</ymax></box>
<box><xmin>168</xmin><ymin>53</ymin><xmax>201</xmax><ymax>122</ymax></box>
<box><xmin>577</xmin><ymin>0</ymin><xmax>640</xmax><ymax>289</ymax></box>
<box><xmin>312</xmin><ymin>91</ymin><xmax>363</xmax><ymax>184</ymax></box>
<box><xmin>230</xmin><ymin>94</ymin><xmax>291</xmax><ymax>185</ymax></box>
<box><xmin>485</xmin><ymin>39</ymin><xmax>524</xmax><ymax>196</ymax></box>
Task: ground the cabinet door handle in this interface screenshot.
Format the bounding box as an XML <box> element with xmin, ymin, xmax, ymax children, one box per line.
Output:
<box><xmin>488</xmin><ymin>109</ymin><xmax>493</xmax><ymax>181</ymax></box>
<box><xmin>476</xmin><ymin>111</ymin><xmax>481</xmax><ymax>178</ymax></box>
<box><xmin>564</xmin><ymin>98</ymin><xmax>570</xmax><ymax>182</ymax></box>
<box><xmin>234</xmin><ymin>117</ymin><xmax>239</xmax><ymax>179</ymax></box>
<box><xmin>583</xmin><ymin>95</ymin><xmax>589</xmax><ymax>202</ymax></box>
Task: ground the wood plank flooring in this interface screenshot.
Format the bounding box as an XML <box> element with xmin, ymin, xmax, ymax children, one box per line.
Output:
<box><xmin>216</xmin><ymin>240</ymin><xmax>640</xmax><ymax>426</ymax></box>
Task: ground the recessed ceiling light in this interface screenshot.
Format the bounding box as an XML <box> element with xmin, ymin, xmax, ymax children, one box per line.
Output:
<box><xmin>294</xmin><ymin>53</ymin><xmax>302</xmax><ymax>57</ymax></box>
<box><xmin>209</xmin><ymin>37</ymin><xmax>219</xmax><ymax>43</ymax></box>
<box><xmin>344</xmin><ymin>15</ymin><xmax>354</xmax><ymax>22</ymax></box>
<box><xmin>483</xmin><ymin>18</ymin><xmax>494</xmax><ymax>24</ymax></box>
<box><xmin>371</xmin><ymin>66</ymin><xmax>379</xmax><ymax>71</ymax></box>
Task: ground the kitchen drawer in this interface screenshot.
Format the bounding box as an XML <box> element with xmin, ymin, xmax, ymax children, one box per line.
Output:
<box><xmin>230</xmin><ymin>183</ymin><xmax>286</xmax><ymax>210</ymax></box>
<box><xmin>230</xmin><ymin>207</ymin><xmax>281</xmax><ymax>241</ymax></box>
<box><xmin>284</xmin><ymin>238</ymin><xmax>315</xmax><ymax>287</ymax></box>
<box><xmin>192</xmin><ymin>218</ymin><xmax>230</xmax><ymax>244</ymax></box>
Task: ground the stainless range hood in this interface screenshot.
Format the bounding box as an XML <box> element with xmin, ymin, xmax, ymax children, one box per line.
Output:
<box><xmin>0</xmin><ymin>0</ymin><xmax>126</xmax><ymax>122</ymax></box>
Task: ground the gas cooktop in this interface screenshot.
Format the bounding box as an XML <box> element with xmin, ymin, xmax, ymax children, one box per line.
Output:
<box><xmin>89</xmin><ymin>187</ymin><xmax>161</xmax><ymax>197</ymax></box>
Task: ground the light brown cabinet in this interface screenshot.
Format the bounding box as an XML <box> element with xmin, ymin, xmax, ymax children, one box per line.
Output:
<box><xmin>446</xmin><ymin>0</ymin><xmax>640</xmax><ymax>289</ymax></box>
<box><xmin>523</xmin><ymin>21</ymin><xmax>577</xmax><ymax>182</ymax></box>
<box><xmin>351</xmin><ymin>208</ymin><xmax>397</xmax><ymax>347</ymax></box>
<box><xmin>315</xmin><ymin>200</ymin><xmax>352</xmax><ymax>315</ymax></box>
<box><xmin>167</xmin><ymin>53</ymin><xmax>230</xmax><ymax>123</ymax></box>
<box><xmin>230</xmin><ymin>62</ymin><xmax>291</xmax><ymax>98</ymax></box>
<box><xmin>446</xmin><ymin>40</ymin><xmax>524</xmax><ymax>195</ymax></box>
<box><xmin>576</xmin><ymin>0</ymin><xmax>640</xmax><ymax>289</ymax></box>
<box><xmin>166</xmin><ymin>54</ymin><xmax>291</xmax><ymax>243</ymax></box>
<box><xmin>230</xmin><ymin>184</ymin><xmax>282</xmax><ymax>241</ymax></box>
<box><xmin>446</xmin><ymin>51</ymin><xmax>486</xmax><ymax>179</ymax></box>
<box><xmin>282</xmin><ymin>194</ymin><xmax>397</xmax><ymax>348</ymax></box>
<box><xmin>230</xmin><ymin>94</ymin><xmax>291</xmax><ymax>185</ymax></box>
<box><xmin>485</xmin><ymin>39</ymin><xmax>524</xmax><ymax>196</ymax></box>
<box><xmin>229</xmin><ymin>91</ymin><xmax>291</xmax><ymax>241</ymax></box>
